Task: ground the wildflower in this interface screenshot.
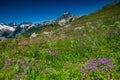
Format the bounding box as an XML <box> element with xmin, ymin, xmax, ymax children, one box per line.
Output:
<box><xmin>18</xmin><ymin>40</ymin><xmax>29</xmax><ymax>45</ymax></box>
<box><xmin>87</xmin><ymin>62</ymin><xmax>92</xmax><ymax>67</ymax></box>
<box><xmin>99</xmin><ymin>66</ymin><xmax>103</xmax><ymax>71</ymax></box>
<box><xmin>49</xmin><ymin>49</ymin><xmax>58</xmax><ymax>57</ymax></box>
<box><xmin>21</xmin><ymin>64</ymin><xmax>26</xmax><ymax>72</ymax></box>
<box><xmin>14</xmin><ymin>75</ymin><xmax>19</xmax><ymax>79</ymax></box>
<box><xmin>108</xmin><ymin>65</ymin><xmax>116</xmax><ymax>69</ymax></box>
<box><xmin>80</xmin><ymin>68</ymin><xmax>86</xmax><ymax>72</ymax></box>
<box><xmin>90</xmin><ymin>66</ymin><xmax>96</xmax><ymax>71</ymax></box>
<box><xmin>94</xmin><ymin>76</ymin><xmax>102</xmax><ymax>80</ymax></box>
<box><xmin>80</xmin><ymin>57</ymin><xmax>116</xmax><ymax>75</ymax></box>
<box><xmin>101</xmin><ymin>58</ymin><xmax>109</xmax><ymax>64</ymax></box>
<box><xmin>4</xmin><ymin>58</ymin><xmax>12</xmax><ymax>66</ymax></box>
<box><xmin>17</xmin><ymin>59</ymin><xmax>23</xmax><ymax>63</ymax></box>
<box><xmin>19</xmin><ymin>72</ymin><xmax>28</xmax><ymax>79</ymax></box>
<box><xmin>97</xmin><ymin>58</ymin><xmax>109</xmax><ymax>65</ymax></box>
<box><xmin>104</xmin><ymin>66</ymin><xmax>107</xmax><ymax>71</ymax></box>
<box><xmin>82</xmin><ymin>73</ymin><xmax>86</xmax><ymax>79</ymax></box>
<box><xmin>17</xmin><ymin>59</ymin><xmax>25</xmax><ymax>65</ymax></box>
<box><xmin>53</xmin><ymin>34</ymin><xmax>60</xmax><ymax>40</ymax></box>
<box><xmin>94</xmin><ymin>58</ymin><xmax>97</xmax><ymax>62</ymax></box>
<box><xmin>108</xmin><ymin>73</ymin><xmax>111</xmax><ymax>80</ymax></box>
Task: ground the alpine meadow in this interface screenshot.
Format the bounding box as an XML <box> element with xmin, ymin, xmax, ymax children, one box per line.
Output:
<box><xmin>0</xmin><ymin>1</ymin><xmax>120</xmax><ymax>80</ymax></box>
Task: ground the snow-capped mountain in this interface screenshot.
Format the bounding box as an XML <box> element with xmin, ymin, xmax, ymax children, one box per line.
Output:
<box><xmin>19</xmin><ymin>22</ymin><xmax>32</xmax><ymax>28</ymax></box>
<box><xmin>11</xmin><ymin>22</ymin><xmax>33</xmax><ymax>37</ymax></box>
<box><xmin>56</xmin><ymin>12</ymin><xmax>74</xmax><ymax>26</ymax></box>
<box><xmin>0</xmin><ymin>12</ymin><xmax>75</xmax><ymax>39</ymax></box>
<box><xmin>0</xmin><ymin>23</ymin><xmax>15</xmax><ymax>38</ymax></box>
<box><xmin>0</xmin><ymin>23</ymin><xmax>15</xmax><ymax>31</ymax></box>
<box><xmin>8</xmin><ymin>22</ymin><xmax>17</xmax><ymax>28</ymax></box>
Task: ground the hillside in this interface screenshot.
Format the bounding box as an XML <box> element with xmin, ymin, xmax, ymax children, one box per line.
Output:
<box><xmin>0</xmin><ymin>1</ymin><xmax>120</xmax><ymax>80</ymax></box>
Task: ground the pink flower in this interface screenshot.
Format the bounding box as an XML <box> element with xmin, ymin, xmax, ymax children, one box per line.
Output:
<box><xmin>18</xmin><ymin>40</ymin><xmax>29</xmax><ymax>45</ymax></box>
<box><xmin>108</xmin><ymin>73</ymin><xmax>111</xmax><ymax>80</ymax></box>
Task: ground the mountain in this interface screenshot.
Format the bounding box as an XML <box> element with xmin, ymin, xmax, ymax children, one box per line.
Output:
<box><xmin>10</xmin><ymin>11</ymin><xmax>75</xmax><ymax>37</ymax></box>
<box><xmin>0</xmin><ymin>11</ymin><xmax>74</xmax><ymax>38</ymax></box>
<box><xmin>56</xmin><ymin>12</ymin><xmax>74</xmax><ymax>26</ymax></box>
<box><xmin>0</xmin><ymin>23</ymin><xmax>15</xmax><ymax>32</ymax></box>
<box><xmin>12</xmin><ymin>22</ymin><xmax>33</xmax><ymax>37</ymax></box>
<box><xmin>0</xmin><ymin>23</ymin><xmax>15</xmax><ymax>38</ymax></box>
<box><xmin>8</xmin><ymin>22</ymin><xmax>17</xmax><ymax>28</ymax></box>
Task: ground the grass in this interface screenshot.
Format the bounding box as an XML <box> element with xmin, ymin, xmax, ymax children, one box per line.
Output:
<box><xmin>0</xmin><ymin>1</ymin><xmax>120</xmax><ymax>80</ymax></box>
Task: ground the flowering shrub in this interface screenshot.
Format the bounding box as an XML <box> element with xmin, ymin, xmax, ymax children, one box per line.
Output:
<box><xmin>80</xmin><ymin>57</ymin><xmax>116</xmax><ymax>79</ymax></box>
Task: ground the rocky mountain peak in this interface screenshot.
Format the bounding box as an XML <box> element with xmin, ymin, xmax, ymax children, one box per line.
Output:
<box><xmin>19</xmin><ymin>22</ymin><xmax>32</xmax><ymax>28</ymax></box>
<box><xmin>0</xmin><ymin>23</ymin><xmax>15</xmax><ymax>38</ymax></box>
<box><xmin>57</xmin><ymin>11</ymin><xmax>74</xmax><ymax>26</ymax></box>
<box><xmin>8</xmin><ymin>22</ymin><xmax>17</xmax><ymax>28</ymax></box>
<box><xmin>60</xmin><ymin>11</ymin><xmax>73</xmax><ymax>20</ymax></box>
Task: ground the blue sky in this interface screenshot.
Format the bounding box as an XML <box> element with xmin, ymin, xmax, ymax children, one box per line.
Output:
<box><xmin>0</xmin><ymin>0</ymin><xmax>116</xmax><ymax>24</ymax></box>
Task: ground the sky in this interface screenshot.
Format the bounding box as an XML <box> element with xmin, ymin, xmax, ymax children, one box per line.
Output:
<box><xmin>0</xmin><ymin>0</ymin><xmax>116</xmax><ymax>24</ymax></box>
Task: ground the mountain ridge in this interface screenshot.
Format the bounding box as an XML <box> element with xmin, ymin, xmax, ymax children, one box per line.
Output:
<box><xmin>0</xmin><ymin>12</ymin><xmax>75</xmax><ymax>38</ymax></box>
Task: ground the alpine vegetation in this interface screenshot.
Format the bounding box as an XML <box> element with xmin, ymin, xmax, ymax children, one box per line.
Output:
<box><xmin>0</xmin><ymin>1</ymin><xmax>120</xmax><ymax>80</ymax></box>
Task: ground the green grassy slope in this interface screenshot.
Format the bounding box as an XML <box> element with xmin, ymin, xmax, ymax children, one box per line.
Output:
<box><xmin>73</xmin><ymin>2</ymin><xmax>120</xmax><ymax>24</ymax></box>
<box><xmin>0</xmin><ymin>2</ymin><xmax>120</xmax><ymax>80</ymax></box>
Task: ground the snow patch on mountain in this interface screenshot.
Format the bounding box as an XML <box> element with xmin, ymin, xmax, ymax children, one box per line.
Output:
<box><xmin>0</xmin><ymin>23</ymin><xmax>15</xmax><ymax>31</ymax></box>
<box><xmin>26</xmin><ymin>24</ymin><xmax>35</xmax><ymax>30</ymax></box>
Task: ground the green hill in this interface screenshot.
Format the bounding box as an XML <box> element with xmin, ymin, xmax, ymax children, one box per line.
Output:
<box><xmin>0</xmin><ymin>1</ymin><xmax>120</xmax><ymax>80</ymax></box>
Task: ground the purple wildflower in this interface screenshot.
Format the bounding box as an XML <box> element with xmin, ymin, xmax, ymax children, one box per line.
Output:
<box><xmin>80</xmin><ymin>57</ymin><xmax>116</xmax><ymax>79</ymax></box>
<box><xmin>14</xmin><ymin>75</ymin><xmax>19</xmax><ymax>79</ymax></box>
<box><xmin>90</xmin><ymin>66</ymin><xmax>96</xmax><ymax>71</ymax></box>
<box><xmin>104</xmin><ymin>66</ymin><xmax>107</xmax><ymax>71</ymax></box>
<box><xmin>101</xmin><ymin>58</ymin><xmax>109</xmax><ymax>64</ymax></box>
<box><xmin>21</xmin><ymin>64</ymin><xmax>26</xmax><ymax>72</ymax></box>
<box><xmin>80</xmin><ymin>68</ymin><xmax>86</xmax><ymax>72</ymax></box>
<box><xmin>17</xmin><ymin>59</ymin><xmax>23</xmax><ymax>64</ymax></box>
<box><xmin>109</xmin><ymin>65</ymin><xmax>116</xmax><ymax>69</ymax></box>
<box><xmin>94</xmin><ymin>77</ymin><xmax>102</xmax><ymax>80</ymax></box>
<box><xmin>97</xmin><ymin>78</ymin><xmax>101</xmax><ymax>80</ymax></box>
<box><xmin>99</xmin><ymin>66</ymin><xmax>103</xmax><ymax>71</ymax></box>
<box><xmin>87</xmin><ymin>62</ymin><xmax>92</xmax><ymax>67</ymax></box>
<box><xmin>81</xmin><ymin>57</ymin><xmax>116</xmax><ymax>73</ymax></box>
<box><xmin>94</xmin><ymin>58</ymin><xmax>97</xmax><ymax>62</ymax></box>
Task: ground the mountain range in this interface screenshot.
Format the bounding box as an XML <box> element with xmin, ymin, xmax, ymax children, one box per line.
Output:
<box><xmin>0</xmin><ymin>12</ymin><xmax>75</xmax><ymax>39</ymax></box>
